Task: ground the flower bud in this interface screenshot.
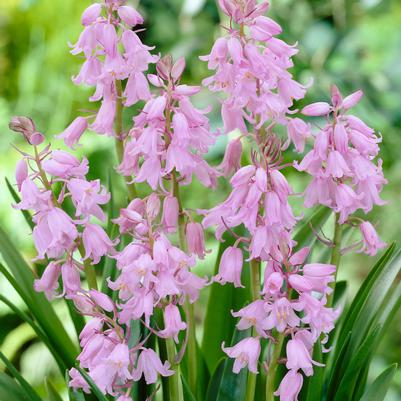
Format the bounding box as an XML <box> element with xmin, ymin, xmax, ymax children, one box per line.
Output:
<box><xmin>219</xmin><ymin>138</ymin><xmax>242</xmax><ymax>177</ymax></box>
<box><xmin>171</xmin><ymin>57</ymin><xmax>186</xmax><ymax>82</ymax></box>
<box><xmin>118</xmin><ymin>5</ymin><xmax>144</xmax><ymax>26</ymax></box>
<box><xmin>9</xmin><ymin>116</ymin><xmax>45</xmax><ymax>145</ymax></box>
<box><xmin>162</xmin><ymin>196</ymin><xmax>179</xmax><ymax>233</ymax></box>
<box><xmin>89</xmin><ymin>290</ymin><xmax>115</xmax><ymax>312</ymax></box>
<box><xmin>342</xmin><ymin>89</ymin><xmax>363</xmax><ymax>110</ymax></box>
<box><xmin>146</xmin><ymin>193</ymin><xmax>161</xmax><ymax>221</ymax></box>
<box><xmin>156</xmin><ymin>55</ymin><xmax>173</xmax><ymax>80</ymax></box>
<box><xmin>81</xmin><ymin>3</ymin><xmax>102</xmax><ymax>26</ymax></box>
<box><xmin>57</xmin><ymin>117</ymin><xmax>88</xmax><ymax>148</ymax></box>
<box><xmin>186</xmin><ymin>222</ymin><xmax>206</xmax><ymax>259</ymax></box>
<box><xmin>301</xmin><ymin>102</ymin><xmax>332</xmax><ymax>117</ymax></box>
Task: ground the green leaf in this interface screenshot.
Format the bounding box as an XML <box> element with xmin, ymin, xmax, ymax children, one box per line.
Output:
<box><xmin>201</xmin><ymin>231</ymin><xmax>250</xmax><ymax>374</ymax></box>
<box><xmin>65</xmin><ymin>299</ymin><xmax>86</xmax><ymax>339</ymax></box>
<box><xmin>303</xmin><ymin>342</ymin><xmax>324</xmax><ymax>401</ymax></box>
<box><xmin>181</xmin><ymin>374</ymin><xmax>196</xmax><ymax>401</ymax></box>
<box><xmin>0</xmin><ymin>227</ymin><xmax>77</xmax><ymax>368</ymax></box>
<box><xmin>0</xmin><ymin>372</ymin><xmax>32</xmax><ymax>401</ymax></box>
<box><xmin>0</xmin><ymin>292</ymin><xmax>65</xmax><ymax>374</ymax></box>
<box><xmin>328</xmin><ymin>247</ymin><xmax>401</xmax><ymax>392</ymax></box>
<box><xmin>0</xmin><ymin>352</ymin><xmax>43</xmax><ymax>401</ymax></box>
<box><xmin>205</xmin><ymin>359</ymin><xmax>225</xmax><ymax>401</ymax></box>
<box><xmin>332</xmin><ymin>244</ymin><xmax>396</xmax><ymax>366</ymax></box>
<box><xmin>207</xmin><ymin>330</ymin><xmax>250</xmax><ymax>401</ymax></box>
<box><xmin>332</xmin><ymin>326</ymin><xmax>381</xmax><ymax>401</ymax></box>
<box><xmin>5</xmin><ymin>178</ymin><xmax>34</xmax><ymax>230</ymax></box>
<box><xmin>359</xmin><ymin>364</ymin><xmax>398</xmax><ymax>401</ymax></box>
<box><xmin>45</xmin><ymin>377</ymin><xmax>64</xmax><ymax>401</ymax></box>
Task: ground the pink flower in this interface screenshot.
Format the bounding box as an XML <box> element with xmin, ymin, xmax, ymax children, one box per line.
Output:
<box><xmin>33</xmin><ymin>208</ymin><xmax>78</xmax><ymax>259</ymax></box>
<box><xmin>82</xmin><ymin>223</ymin><xmax>116</xmax><ymax>264</ymax></box>
<box><xmin>57</xmin><ymin>117</ymin><xmax>88</xmax><ymax>148</ymax></box>
<box><xmin>67</xmin><ymin>178</ymin><xmax>110</xmax><ymax>221</ymax></box>
<box><xmin>274</xmin><ymin>370</ymin><xmax>303</xmax><ymax>401</ymax></box>
<box><xmin>43</xmin><ymin>151</ymin><xmax>88</xmax><ymax>178</ymax></box>
<box><xmin>232</xmin><ymin>300</ymin><xmax>269</xmax><ymax>336</ymax></box>
<box><xmin>262</xmin><ymin>271</ymin><xmax>284</xmax><ymax>296</ymax></box>
<box><xmin>265</xmin><ymin>297</ymin><xmax>300</xmax><ymax>332</ymax></box>
<box><xmin>359</xmin><ymin>221</ymin><xmax>386</xmax><ymax>256</ymax></box>
<box><xmin>161</xmin><ymin>196</ymin><xmax>179</xmax><ymax>233</ymax></box>
<box><xmin>15</xmin><ymin>159</ymin><xmax>28</xmax><ymax>192</ymax></box>
<box><xmin>158</xmin><ymin>304</ymin><xmax>187</xmax><ymax>343</ymax></box>
<box><xmin>286</xmin><ymin>337</ymin><xmax>323</xmax><ymax>376</ymax></box>
<box><xmin>132</xmin><ymin>348</ymin><xmax>174</xmax><ymax>384</ymax></box>
<box><xmin>215</xmin><ymin>247</ymin><xmax>244</xmax><ymax>288</ymax></box>
<box><xmin>218</xmin><ymin>138</ymin><xmax>243</xmax><ymax>177</ymax></box>
<box><xmin>223</xmin><ymin>337</ymin><xmax>261</xmax><ymax>374</ymax></box>
<box><xmin>15</xmin><ymin>179</ymin><xmax>52</xmax><ymax>213</ymax></box>
<box><xmin>286</xmin><ymin>118</ymin><xmax>311</xmax><ymax>153</ymax></box>
<box><xmin>69</xmin><ymin>368</ymin><xmax>90</xmax><ymax>394</ymax></box>
<box><xmin>34</xmin><ymin>261</ymin><xmax>61</xmax><ymax>300</ymax></box>
<box><xmin>91</xmin><ymin>98</ymin><xmax>116</xmax><ymax>135</ymax></box>
<box><xmin>186</xmin><ymin>222</ymin><xmax>206</xmax><ymax>259</ymax></box>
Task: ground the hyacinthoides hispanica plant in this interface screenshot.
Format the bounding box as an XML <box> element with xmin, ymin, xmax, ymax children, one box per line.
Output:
<box><xmin>1</xmin><ymin>1</ymin><xmax>400</xmax><ymax>401</ymax></box>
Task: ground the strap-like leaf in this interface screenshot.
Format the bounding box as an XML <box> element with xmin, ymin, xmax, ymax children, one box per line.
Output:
<box><xmin>207</xmin><ymin>330</ymin><xmax>250</xmax><ymax>401</ymax></box>
<box><xmin>331</xmin><ymin>326</ymin><xmax>381</xmax><ymax>401</ymax></box>
<box><xmin>359</xmin><ymin>364</ymin><xmax>398</xmax><ymax>401</ymax></box>
<box><xmin>0</xmin><ymin>227</ymin><xmax>77</xmax><ymax>368</ymax></box>
<box><xmin>205</xmin><ymin>359</ymin><xmax>225</xmax><ymax>401</ymax></box>
<box><xmin>45</xmin><ymin>377</ymin><xmax>64</xmax><ymax>401</ymax></box>
<box><xmin>0</xmin><ymin>372</ymin><xmax>32</xmax><ymax>401</ymax></box>
<box><xmin>0</xmin><ymin>352</ymin><xmax>43</xmax><ymax>401</ymax></box>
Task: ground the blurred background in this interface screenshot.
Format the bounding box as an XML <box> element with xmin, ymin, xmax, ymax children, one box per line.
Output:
<box><xmin>0</xmin><ymin>0</ymin><xmax>400</xmax><ymax>399</ymax></box>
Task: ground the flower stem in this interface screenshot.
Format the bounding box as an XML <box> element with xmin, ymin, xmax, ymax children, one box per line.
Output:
<box><xmin>172</xmin><ymin>171</ymin><xmax>197</xmax><ymax>398</ymax></box>
<box><xmin>78</xmin><ymin>244</ymin><xmax>98</xmax><ymax>290</ymax></box>
<box><xmin>246</xmin><ymin>259</ymin><xmax>261</xmax><ymax>401</ymax></box>
<box><xmin>265</xmin><ymin>333</ymin><xmax>284</xmax><ymax>401</ymax></box>
<box><xmin>327</xmin><ymin>213</ymin><xmax>343</xmax><ymax>307</ymax></box>
<box><xmin>166</xmin><ymin>337</ymin><xmax>181</xmax><ymax>401</ymax></box>
<box><xmin>115</xmin><ymin>80</ymin><xmax>137</xmax><ymax>200</ymax></box>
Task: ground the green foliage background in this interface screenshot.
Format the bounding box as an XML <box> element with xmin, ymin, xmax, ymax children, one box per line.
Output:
<box><xmin>0</xmin><ymin>0</ymin><xmax>400</xmax><ymax>399</ymax></box>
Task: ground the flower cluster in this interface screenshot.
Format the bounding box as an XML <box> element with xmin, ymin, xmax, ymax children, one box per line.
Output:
<box><xmin>12</xmin><ymin>119</ymin><xmax>115</xmax><ymax>303</ymax></box>
<box><xmin>59</xmin><ymin>0</ymin><xmax>157</xmax><ymax>146</ymax></box>
<box><xmin>118</xmin><ymin>55</ymin><xmax>217</xmax><ymax>189</ymax></box>
<box><xmin>201</xmin><ymin>1</ymin><xmax>341</xmax><ymax>399</ymax></box>
<box><xmin>201</xmin><ymin>0</ymin><xmax>310</xmax><ymax>152</ymax></box>
<box><xmin>298</xmin><ymin>86</ymin><xmax>387</xmax><ymax>255</ymax></box>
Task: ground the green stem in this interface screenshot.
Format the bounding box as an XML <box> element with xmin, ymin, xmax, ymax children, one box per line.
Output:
<box><xmin>166</xmin><ymin>338</ymin><xmax>181</xmax><ymax>401</ymax></box>
<box><xmin>114</xmin><ymin>80</ymin><xmax>137</xmax><ymax>200</ymax></box>
<box><xmin>246</xmin><ymin>259</ymin><xmax>261</xmax><ymax>401</ymax></box>
<box><xmin>78</xmin><ymin>245</ymin><xmax>98</xmax><ymax>290</ymax></box>
<box><xmin>173</xmin><ymin>171</ymin><xmax>197</xmax><ymax>397</ymax></box>
<box><xmin>327</xmin><ymin>213</ymin><xmax>343</xmax><ymax>307</ymax></box>
<box><xmin>265</xmin><ymin>334</ymin><xmax>285</xmax><ymax>401</ymax></box>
